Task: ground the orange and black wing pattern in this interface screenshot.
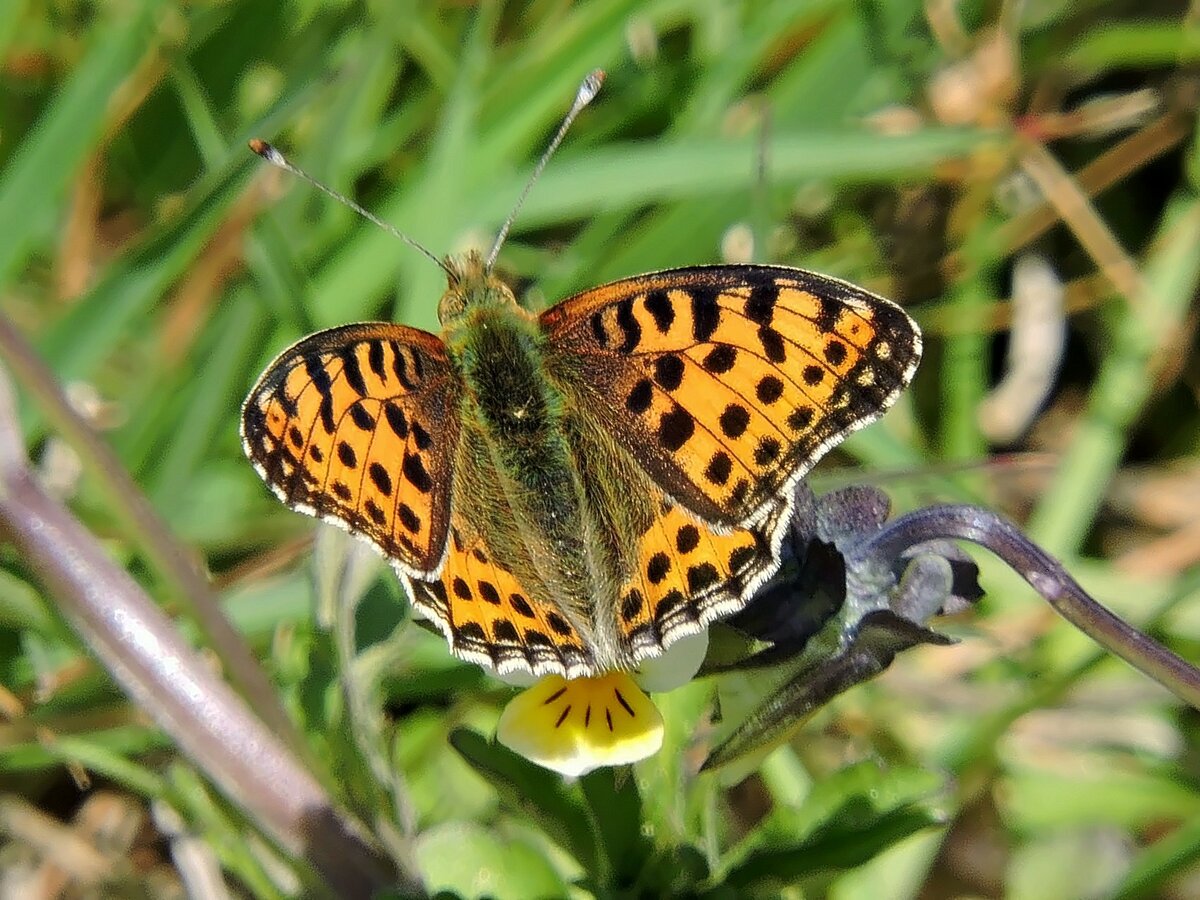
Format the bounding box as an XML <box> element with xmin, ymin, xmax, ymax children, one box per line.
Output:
<box><xmin>613</xmin><ymin>498</ymin><xmax>783</xmax><ymax>662</ymax></box>
<box><xmin>540</xmin><ymin>265</ymin><xmax>921</xmax><ymax>529</ymax></box>
<box><xmin>407</xmin><ymin>512</ymin><xmax>597</xmax><ymax>678</ymax></box>
<box><xmin>241</xmin><ymin>323</ymin><xmax>461</xmax><ymax>577</ymax></box>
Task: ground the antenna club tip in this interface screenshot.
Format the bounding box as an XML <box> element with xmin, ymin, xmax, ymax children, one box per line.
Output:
<box><xmin>248</xmin><ymin>138</ymin><xmax>286</xmax><ymax>167</ymax></box>
<box><xmin>579</xmin><ymin>69</ymin><xmax>606</xmax><ymax>104</ymax></box>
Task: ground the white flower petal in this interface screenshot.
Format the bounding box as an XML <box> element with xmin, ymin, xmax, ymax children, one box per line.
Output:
<box><xmin>634</xmin><ymin>630</ymin><xmax>708</xmax><ymax>693</ymax></box>
<box><xmin>478</xmin><ymin>660</ymin><xmax>539</xmax><ymax>688</ymax></box>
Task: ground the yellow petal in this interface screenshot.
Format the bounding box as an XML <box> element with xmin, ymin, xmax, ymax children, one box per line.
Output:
<box><xmin>496</xmin><ymin>672</ymin><xmax>664</xmax><ymax>777</ymax></box>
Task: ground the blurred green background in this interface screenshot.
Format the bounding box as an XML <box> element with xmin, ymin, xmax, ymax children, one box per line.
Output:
<box><xmin>3</xmin><ymin>0</ymin><xmax>1200</xmax><ymax>897</ymax></box>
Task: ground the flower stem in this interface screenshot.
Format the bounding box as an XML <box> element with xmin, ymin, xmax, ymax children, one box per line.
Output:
<box><xmin>850</xmin><ymin>504</ymin><xmax>1200</xmax><ymax>709</ymax></box>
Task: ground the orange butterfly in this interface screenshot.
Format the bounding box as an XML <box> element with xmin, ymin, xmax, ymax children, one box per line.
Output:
<box><xmin>243</xmin><ymin>253</ymin><xmax>920</xmax><ymax>678</ymax></box>
<box><xmin>241</xmin><ymin>73</ymin><xmax>921</xmax><ymax>684</ymax></box>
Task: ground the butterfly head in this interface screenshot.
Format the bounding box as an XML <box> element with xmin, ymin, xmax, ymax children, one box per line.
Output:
<box><xmin>438</xmin><ymin>249</ymin><xmax>520</xmax><ymax>326</ymax></box>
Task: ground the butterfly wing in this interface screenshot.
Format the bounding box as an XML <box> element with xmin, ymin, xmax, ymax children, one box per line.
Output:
<box><xmin>241</xmin><ymin>323</ymin><xmax>460</xmax><ymax>577</ymax></box>
<box><xmin>406</xmin><ymin>511</ymin><xmax>597</xmax><ymax>679</ymax></box>
<box><xmin>540</xmin><ymin>265</ymin><xmax>921</xmax><ymax>528</ymax></box>
<box><xmin>541</xmin><ymin>265</ymin><xmax>921</xmax><ymax>660</ymax></box>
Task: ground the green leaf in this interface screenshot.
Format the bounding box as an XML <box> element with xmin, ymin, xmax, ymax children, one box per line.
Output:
<box><xmin>1066</xmin><ymin>22</ymin><xmax>1200</xmax><ymax>70</ymax></box>
<box><xmin>449</xmin><ymin>727</ymin><xmax>601</xmax><ymax>873</ymax></box>
<box><xmin>416</xmin><ymin>821</ymin><xmax>571</xmax><ymax>900</ymax></box>
<box><xmin>0</xmin><ymin>0</ymin><xmax>172</xmax><ymax>284</ymax></box>
<box><xmin>721</xmin><ymin>808</ymin><xmax>941</xmax><ymax>889</ymax></box>
<box><xmin>717</xmin><ymin>762</ymin><xmax>944</xmax><ymax>889</ymax></box>
<box><xmin>580</xmin><ymin>767</ymin><xmax>651</xmax><ymax>886</ymax></box>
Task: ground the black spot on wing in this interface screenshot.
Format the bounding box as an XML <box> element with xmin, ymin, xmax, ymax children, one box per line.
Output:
<box><xmin>305</xmin><ymin>355</ymin><xmax>333</xmax><ymax>395</ymax></box>
<box><xmin>646</xmin><ymin>553</ymin><xmax>670</xmax><ymax>584</ymax></box>
<box><xmin>744</xmin><ymin>283</ymin><xmax>778</xmax><ymax>325</ymax></box>
<box><xmin>397</xmin><ymin>502</ymin><xmax>421</xmax><ymax>533</ymax></box>
<box><xmin>702</xmin><ymin>345</ymin><xmax>736</xmax><ymax>373</ymax></box>
<box><xmin>391</xmin><ymin>342</ymin><xmax>417</xmax><ymax>389</ymax></box>
<box><xmin>754</xmin><ymin>436</ymin><xmax>781</xmax><ymax>466</ymax></box>
<box><xmin>626</xmin><ymin>379</ymin><xmax>653</xmax><ymax>414</ymax></box>
<box><xmin>403</xmin><ymin>453</ymin><xmax>433</xmax><ymax>493</ymax></box>
<box><xmin>705</xmin><ymin>451</ymin><xmax>732</xmax><ymax>485</ymax></box>
<box><xmin>787</xmin><ymin>407</ymin><xmax>814</xmax><ymax>431</ymax></box>
<box><xmin>653</xmin><ymin>354</ymin><xmax>685</xmax><ymax>391</ymax></box>
<box><xmin>658</xmin><ymin>406</ymin><xmax>695</xmax><ymax>451</ymax></box>
<box><xmin>318</xmin><ymin>396</ymin><xmax>335</xmax><ymax>434</ymax></box>
<box><xmin>590</xmin><ymin>311</ymin><xmax>609</xmax><ymax>348</ymax></box>
<box><xmin>494</xmin><ymin>619</ymin><xmax>520</xmax><ymax>642</ymax></box>
<box><xmin>759</xmin><ymin>326</ymin><xmax>786</xmax><ymax>363</ymax></box>
<box><xmin>368</xmin><ymin>340</ymin><xmax>386</xmax><ymax>380</ymax></box>
<box><xmin>621</xmin><ymin>589</ymin><xmax>645</xmax><ymax>622</ymax></box>
<box><xmin>615</xmin><ymin>298</ymin><xmax>642</xmax><ymax>353</ymax></box>
<box><xmin>644</xmin><ymin>289</ymin><xmax>674</xmax><ymax>333</ymax></box>
<box><xmin>719</xmin><ymin>403</ymin><xmax>750</xmax><ymax>438</ymax></box>
<box><xmin>411</xmin><ymin>419</ymin><xmax>433</xmax><ymax>450</ymax></box>
<box><xmin>547</xmin><ymin>612</ymin><xmax>573</xmax><ymax>636</ymax></box>
<box><xmin>348</xmin><ymin>402</ymin><xmax>375</xmax><ymax>430</ymax></box>
<box><xmin>676</xmin><ymin>524</ymin><xmax>700</xmax><ymax>554</ymax></box>
<box><xmin>368</xmin><ymin>462</ymin><xmax>392</xmax><ymax>496</ymax></box>
<box><xmin>510</xmin><ymin>593</ymin><xmax>535</xmax><ymax>618</ymax></box>
<box><xmin>815</xmin><ymin>293</ymin><xmax>840</xmax><ymax>332</ymax></box>
<box><xmin>691</xmin><ymin>288</ymin><xmax>720</xmax><ymax>341</ymax></box>
<box><xmin>686</xmin><ymin>563</ymin><xmax>719</xmax><ymax>594</ymax></box>
<box><xmin>364</xmin><ymin>499</ymin><xmax>386</xmax><ymax>525</ymax></box>
<box><xmin>384</xmin><ymin>403</ymin><xmax>408</xmax><ymax>439</ymax></box>
<box><xmin>277</xmin><ymin>389</ymin><xmax>298</xmax><ymax>417</ymax></box>
<box><xmin>340</xmin><ymin>346</ymin><xmax>367</xmax><ymax>396</ymax></box>
<box><xmin>825</xmin><ymin>339</ymin><xmax>848</xmax><ymax>366</ymax></box>
<box><xmin>756</xmin><ymin>376</ymin><xmax>783</xmax><ymax>404</ymax></box>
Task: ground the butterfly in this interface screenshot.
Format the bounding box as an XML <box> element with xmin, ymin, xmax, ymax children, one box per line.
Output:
<box><xmin>242</xmin><ymin>251</ymin><xmax>922</xmax><ymax>680</ymax></box>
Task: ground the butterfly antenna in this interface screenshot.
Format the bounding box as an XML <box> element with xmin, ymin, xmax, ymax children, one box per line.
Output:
<box><xmin>484</xmin><ymin>68</ymin><xmax>605</xmax><ymax>272</ymax></box>
<box><xmin>248</xmin><ymin>138</ymin><xmax>455</xmax><ymax>280</ymax></box>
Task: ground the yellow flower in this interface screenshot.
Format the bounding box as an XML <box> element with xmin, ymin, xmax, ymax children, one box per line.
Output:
<box><xmin>489</xmin><ymin>631</ymin><xmax>708</xmax><ymax>777</ymax></box>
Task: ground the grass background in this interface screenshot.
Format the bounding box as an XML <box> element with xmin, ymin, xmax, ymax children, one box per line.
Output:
<box><xmin>2</xmin><ymin>0</ymin><xmax>1200</xmax><ymax>897</ymax></box>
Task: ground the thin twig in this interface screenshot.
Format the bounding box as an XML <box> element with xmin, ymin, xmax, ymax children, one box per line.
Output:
<box><xmin>0</xmin><ymin>312</ymin><xmax>305</xmax><ymax>757</ymax></box>
<box><xmin>1017</xmin><ymin>137</ymin><xmax>1148</xmax><ymax>309</ymax></box>
<box><xmin>0</xmin><ymin>360</ymin><xmax>413</xmax><ymax>896</ymax></box>
<box><xmin>990</xmin><ymin>111</ymin><xmax>1190</xmax><ymax>258</ymax></box>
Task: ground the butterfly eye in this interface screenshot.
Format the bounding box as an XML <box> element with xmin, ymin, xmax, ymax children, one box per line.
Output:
<box><xmin>438</xmin><ymin>286</ymin><xmax>468</xmax><ymax>323</ymax></box>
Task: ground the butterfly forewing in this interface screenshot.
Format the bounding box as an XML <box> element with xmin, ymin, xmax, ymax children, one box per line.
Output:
<box><xmin>540</xmin><ymin>265</ymin><xmax>922</xmax><ymax>529</ymax></box>
<box><xmin>241</xmin><ymin>323</ymin><xmax>461</xmax><ymax>576</ymax></box>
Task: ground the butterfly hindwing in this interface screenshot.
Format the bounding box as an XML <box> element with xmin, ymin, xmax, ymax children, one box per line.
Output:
<box><xmin>615</xmin><ymin>498</ymin><xmax>783</xmax><ymax>662</ymax></box>
<box><xmin>406</xmin><ymin>514</ymin><xmax>597</xmax><ymax>678</ymax></box>
<box><xmin>540</xmin><ymin>265</ymin><xmax>922</xmax><ymax>528</ymax></box>
<box><xmin>241</xmin><ymin>323</ymin><xmax>460</xmax><ymax>576</ymax></box>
